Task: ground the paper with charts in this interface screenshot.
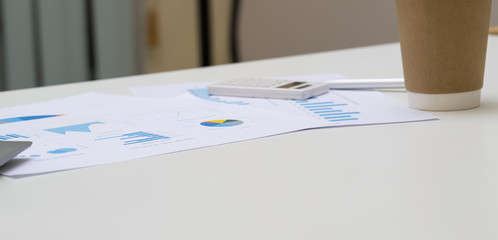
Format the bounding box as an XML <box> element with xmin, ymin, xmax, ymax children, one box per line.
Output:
<box><xmin>129</xmin><ymin>74</ymin><xmax>437</xmax><ymax>128</ymax></box>
<box><xmin>0</xmin><ymin>92</ymin><xmax>327</xmax><ymax>177</ymax></box>
<box><xmin>0</xmin><ymin>85</ymin><xmax>436</xmax><ymax>177</ymax></box>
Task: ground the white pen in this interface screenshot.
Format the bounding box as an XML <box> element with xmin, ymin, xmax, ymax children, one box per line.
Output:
<box><xmin>326</xmin><ymin>78</ymin><xmax>405</xmax><ymax>89</ymax></box>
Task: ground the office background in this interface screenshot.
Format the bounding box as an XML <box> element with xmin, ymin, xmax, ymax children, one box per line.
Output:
<box><xmin>1</xmin><ymin>0</ymin><xmax>498</xmax><ymax>91</ymax></box>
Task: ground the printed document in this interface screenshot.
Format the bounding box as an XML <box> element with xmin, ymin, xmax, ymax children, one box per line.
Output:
<box><xmin>0</xmin><ymin>74</ymin><xmax>437</xmax><ymax>177</ymax></box>
<box><xmin>129</xmin><ymin>75</ymin><xmax>437</xmax><ymax>128</ymax></box>
<box><xmin>0</xmin><ymin>93</ymin><xmax>326</xmax><ymax>177</ymax></box>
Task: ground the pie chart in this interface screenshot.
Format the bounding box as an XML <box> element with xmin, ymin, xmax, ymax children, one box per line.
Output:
<box><xmin>201</xmin><ymin>119</ymin><xmax>243</xmax><ymax>127</ymax></box>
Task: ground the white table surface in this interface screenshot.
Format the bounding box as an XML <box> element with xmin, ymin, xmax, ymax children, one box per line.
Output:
<box><xmin>1</xmin><ymin>36</ymin><xmax>497</xmax><ymax>240</ymax></box>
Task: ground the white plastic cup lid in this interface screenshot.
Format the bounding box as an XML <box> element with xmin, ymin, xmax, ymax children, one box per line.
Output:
<box><xmin>407</xmin><ymin>89</ymin><xmax>481</xmax><ymax>111</ymax></box>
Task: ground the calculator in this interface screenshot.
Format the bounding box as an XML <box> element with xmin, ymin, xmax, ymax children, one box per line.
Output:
<box><xmin>207</xmin><ymin>78</ymin><xmax>330</xmax><ymax>100</ymax></box>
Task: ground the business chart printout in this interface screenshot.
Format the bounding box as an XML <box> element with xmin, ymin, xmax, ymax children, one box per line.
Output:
<box><xmin>129</xmin><ymin>79</ymin><xmax>437</xmax><ymax>128</ymax></box>
<box><xmin>0</xmin><ymin>92</ymin><xmax>326</xmax><ymax>177</ymax></box>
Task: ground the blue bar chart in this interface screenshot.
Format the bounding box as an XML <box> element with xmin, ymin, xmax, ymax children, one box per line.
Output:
<box><xmin>295</xmin><ymin>100</ymin><xmax>359</xmax><ymax>122</ymax></box>
<box><xmin>0</xmin><ymin>134</ymin><xmax>29</xmax><ymax>141</ymax></box>
<box><xmin>97</xmin><ymin>131</ymin><xmax>170</xmax><ymax>145</ymax></box>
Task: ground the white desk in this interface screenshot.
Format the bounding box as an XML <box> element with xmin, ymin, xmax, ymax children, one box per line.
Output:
<box><xmin>1</xmin><ymin>36</ymin><xmax>497</xmax><ymax>239</ymax></box>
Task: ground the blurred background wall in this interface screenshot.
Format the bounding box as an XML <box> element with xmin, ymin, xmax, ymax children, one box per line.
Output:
<box><xmin>0</xmin><ymin>0</ymin><xmax>144</xmax><ymax>90</ymax></box>
<box><xmin>1</xmin><ymin>0</ymin><xmax>498</xmax><ymax>91</ymax></box>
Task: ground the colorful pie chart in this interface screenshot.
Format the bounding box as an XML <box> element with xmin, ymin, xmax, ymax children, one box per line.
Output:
<box><xmin>201</xmin><ymin>119</ymin><xmax>243</xmax><ymax>127</ymax></box>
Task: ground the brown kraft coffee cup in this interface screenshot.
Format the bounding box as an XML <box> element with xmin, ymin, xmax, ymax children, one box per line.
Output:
<box><xmin>396</xmin><ymin>0</ymin><xmax>492</xmax><ymax>110</ymax></box>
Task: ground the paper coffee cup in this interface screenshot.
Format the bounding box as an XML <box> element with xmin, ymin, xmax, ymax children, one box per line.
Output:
<box><xmin>396</xmin><ymin>0</ymin><xmax>492</xmax><ymax>111</ymax></box>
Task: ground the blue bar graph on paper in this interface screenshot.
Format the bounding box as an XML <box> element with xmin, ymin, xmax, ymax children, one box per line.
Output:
<box><xmin>328</xmin><ymin>118</ymin><xmax>358</xmax><ymax>122</ymax></box>
<box><xmin>96</xmin><ymin>131</ymin><xmax>170</xmax><ymax>145</ymax></box>
<box><xmin>307</xmin><ymin>107</ymin><xmax>335</xmax><ymax>111</ymax></box>
<box><xmin>0</xmin><ymin>134</ymin><xmax>29</xmax><ymax>141</ymax></box>
<box><xmin>315</xmin><ymin>110</ymin><xmax>340</xmax><ymax>114</ymax></box>
<box><xmin>320</xmin><ymin>112</ymin><xmax>360</xmax><ymax>116</ymax></box>
<box><xmin>295</xmin><ymin>99</ymin><xmax>359</xmax><ymax>123</ymax></box>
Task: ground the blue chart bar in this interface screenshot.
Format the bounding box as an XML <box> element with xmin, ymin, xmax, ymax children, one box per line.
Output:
<box><xmin>296</xmin><ymin>100</ymin><xmax>359</xmax><ymax>122</ymax></box>
<box><xmin>0</xmin><ymin>134</ymin><xmax>29</xmax><ymax>141</ymax></box>
<box><xmin>97</xmin><ymin>131</ymin><xmax>170</xmax><ymax>145</ymax></box>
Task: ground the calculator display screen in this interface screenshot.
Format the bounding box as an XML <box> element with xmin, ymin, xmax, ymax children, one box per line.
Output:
<box><xmin>277</xmin><ymin>82</ymin><xmax>305</xmax><ymax>88</ymax></box>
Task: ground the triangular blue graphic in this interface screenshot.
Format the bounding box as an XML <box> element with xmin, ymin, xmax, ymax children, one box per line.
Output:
<box><xmin>45</xmin><ymin>122</ymin><xmax>103</xmax><ymax>135</ymax></box>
